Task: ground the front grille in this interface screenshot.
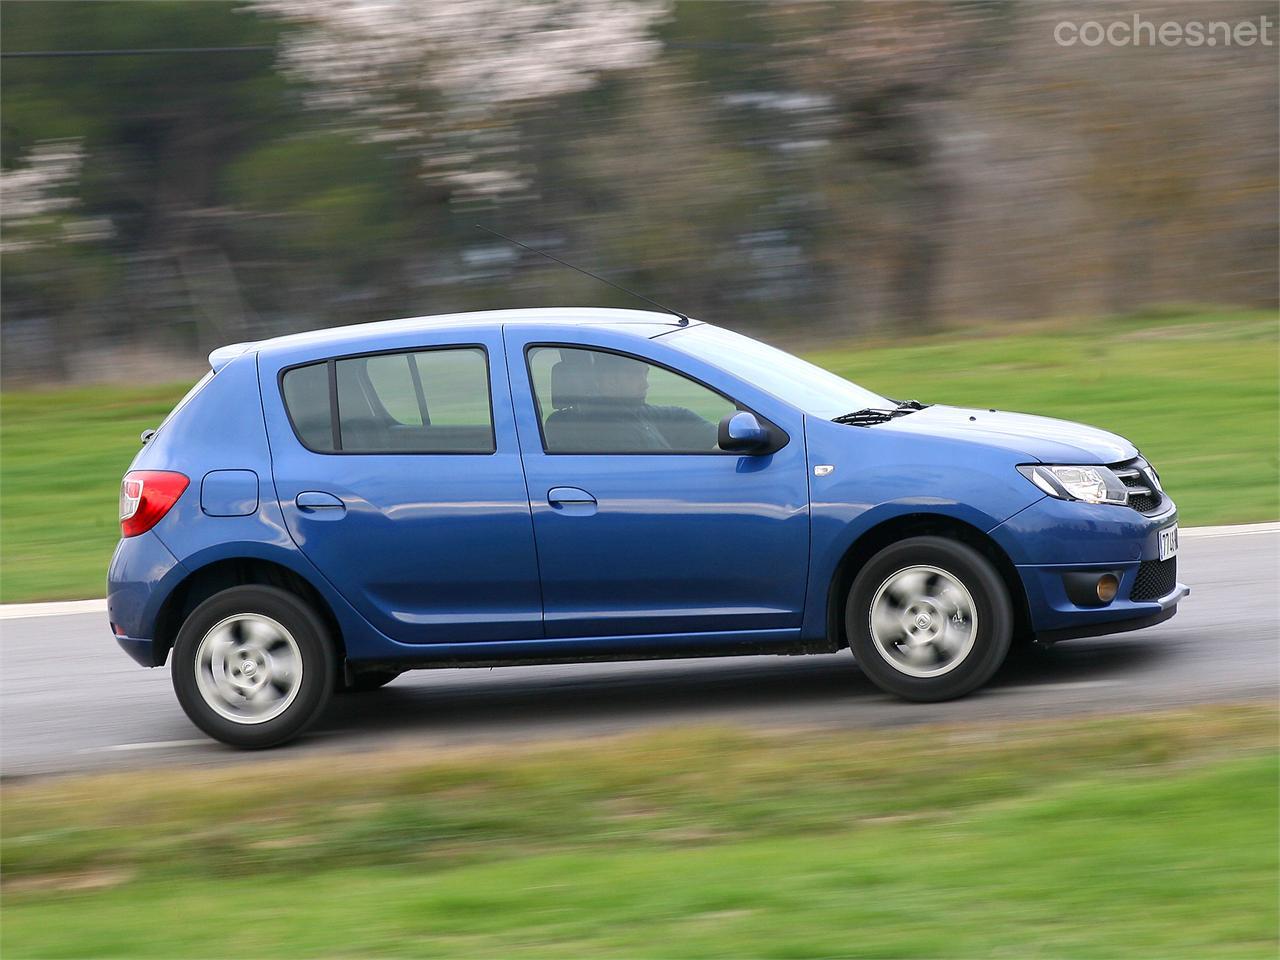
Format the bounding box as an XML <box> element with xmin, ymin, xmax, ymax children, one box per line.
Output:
<box><xmin>1131</xmin><ymin>557</ymin><xmax>1177</xmax><ymax>601</ymax></box>
<box><xmin>1127</xmin><ymin>491</ymin><xmax>1161</xmax><ymax>512</ymax></box>
<box><xmin>1112</xmin><ymin>457</ymin><xmax>1165</xmax><ymax>515</ymax></box>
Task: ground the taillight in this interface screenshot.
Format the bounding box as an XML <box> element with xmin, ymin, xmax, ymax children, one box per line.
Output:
<box><xmin>120</xmin><ymin>470</ymin><xmax>189</xmax><ymax>537</ymax></box>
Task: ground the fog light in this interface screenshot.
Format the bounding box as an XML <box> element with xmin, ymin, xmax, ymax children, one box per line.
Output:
<box><xmin>1096</xmin><ymin>574</ymin><xmax>1119</xmax><ymax>603</ymax></box>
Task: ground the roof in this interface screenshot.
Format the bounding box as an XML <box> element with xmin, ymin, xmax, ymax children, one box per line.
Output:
<box><xmin>211</xmin><ymin>308</ymin><xmax>695</xmax><ymax>370</ymax></box>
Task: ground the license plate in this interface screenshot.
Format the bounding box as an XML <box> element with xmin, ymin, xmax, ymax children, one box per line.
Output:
<box><xmin>1158</xmin><ymin>524</ymin><xmax>1179</xmax><ymax>561</ymax></box>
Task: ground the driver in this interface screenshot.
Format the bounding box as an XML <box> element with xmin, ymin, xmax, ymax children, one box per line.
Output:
<box><xmin>589</xmin><ymin>353</ymin><xmax>718</xmax><ymax>451</ymax></box>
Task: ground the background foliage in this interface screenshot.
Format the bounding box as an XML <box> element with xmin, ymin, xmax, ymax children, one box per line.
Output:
<box><xmin>2</xmin><ymin>0</ymin><xmax>1276</xmax><ymax>382</ymax></box>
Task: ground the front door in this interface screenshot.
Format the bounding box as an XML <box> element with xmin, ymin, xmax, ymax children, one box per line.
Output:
<box><xmin>505</xmin><ymin>327</ymin><xmax>810</xmax><ymax>640</ymax></box>
<box><xmin>262</xmin><ymin>332</ymin><xmax>542</xmax><ymax>644</ymax></box>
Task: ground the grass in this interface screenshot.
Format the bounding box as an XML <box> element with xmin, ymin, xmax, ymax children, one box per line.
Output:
<box><xmin>2</xmin><ymin>704</ymin><xmax>1276</xmax><ymax>957</ymax></box>
<box><xmin>1</xmin><ymin>384</ymin><xmax>189</xmax><ymax>602</ymax></box>
<box><xmin>1</xmin><ymin>308</ymin><xmax>1276</xmax><ymax>601</ymax></box>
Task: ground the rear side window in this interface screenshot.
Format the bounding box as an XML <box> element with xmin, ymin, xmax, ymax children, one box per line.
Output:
<box><xmin>281</xmin><ymin>363</ymin><xmax>334</xmax><ymax>451</ymax></box>
<box><xmin>281</xmin><ymin>347</ymin><xmax>494</xmax><ymax>454</ymax></box>
<box><xmin>362</xmin><ymin>354</ymin><xmax>422</xmax><ymax>425</ymax></box>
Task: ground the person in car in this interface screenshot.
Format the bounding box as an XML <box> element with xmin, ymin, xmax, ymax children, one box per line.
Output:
<box><xmin>547</xmin><ymin>351</ymin><xmax>718</xmax><ymax>452</ymax></box>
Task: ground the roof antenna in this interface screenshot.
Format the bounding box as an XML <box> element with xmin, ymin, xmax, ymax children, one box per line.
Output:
<box><xmin>474</xmin><ymin>225</ymin><xmax>689</xmax><ymax>324</ymax></box>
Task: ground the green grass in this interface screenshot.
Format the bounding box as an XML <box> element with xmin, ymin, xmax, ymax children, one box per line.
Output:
<box><xmin>1</xmin><ymin>309</ymin><xmax>1276</xmax><ymax>601</ymax></box>
<box><xmin>2</xmin><ymin>705</ymin><xmax>1276</xmax><ymax>957</ymax></box>
<box><xmin>1</xmin><ymin>383</ymin><xmax>191</xmax><ymax>602</ymax></box>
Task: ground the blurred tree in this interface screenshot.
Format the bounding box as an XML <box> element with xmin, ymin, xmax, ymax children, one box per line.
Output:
<box><xmin>0</xmin><ymin>140</ymin><xmax>116</xmax><ymax>378</ymax></box>
<box><xmin>1</xmin><ymin>0</ymin><xmax>287</xmax><ymax>363</ymax></box>
<box><xmin>0</xmin><ymin>0</ymin><xmax>1274</xmax><ymax>382</ymax></box>
<box><xmin>252</xmin><ymin>0</ymin><xmax>668</xmax><ymax>199</ymax></box>
<box><xmin>219</xmin><ymin>129</ymin><xmax>429</xmax><ymax>331</ymax></box>
<box><xmin>767</xmin><ymin>0</ymin><xmax>1012</xmax><ymax>332</ymax></box>
<box><xmin>564</xmin><ymin>62</ymin><xmax>768</xmax><ymax>321</ymax></box>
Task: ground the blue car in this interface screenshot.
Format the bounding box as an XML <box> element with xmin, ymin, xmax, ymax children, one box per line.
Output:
<box><xmin>109</xmin><ymin>309</ymin><xmax>1187</xmax><ymax>747</ymax></box>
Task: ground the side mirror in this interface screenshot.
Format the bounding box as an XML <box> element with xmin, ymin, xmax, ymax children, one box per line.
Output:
<box><xmin>718</xmin><ymin>411</ymin><xmax>770</xmax><ymax>453</ymax></box>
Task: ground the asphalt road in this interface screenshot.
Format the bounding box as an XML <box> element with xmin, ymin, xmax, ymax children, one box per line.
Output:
<box><xmin>2</xmin><ymin>525</ymin><xmax>1276</xmax><ymax>778</ymax></box>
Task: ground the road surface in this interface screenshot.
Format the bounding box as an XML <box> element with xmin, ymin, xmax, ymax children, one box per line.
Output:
<box><xmin>2</xmin><ymin>525</ymin><xmax>1276</xmax><ymax>778</ymax></box>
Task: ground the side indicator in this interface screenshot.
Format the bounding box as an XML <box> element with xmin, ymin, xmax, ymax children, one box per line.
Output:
<box><xmin>814</xmin><ymin>465</ymin><xmax>835</xmax><ymax>477</ymax></box>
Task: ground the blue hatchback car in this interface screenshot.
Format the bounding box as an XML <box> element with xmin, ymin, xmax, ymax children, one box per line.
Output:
<box><xmin>109</xmin><ymin>308</ymin><xmax>1187</xmax><ymax>747</ymax></box>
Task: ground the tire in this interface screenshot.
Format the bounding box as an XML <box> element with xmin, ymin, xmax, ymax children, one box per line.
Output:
<box><xmin>339</xmin><ymin>670</ymin><xmax>402</xmax><ymax>694</ymax></box>
<box><xmin>845</xmin><ymin>536</ymin><xmax>1012</xmax><ymax>702</ymax></box>
<box><xmin>172</xmin><ymin>585</ymin><xmax>335</xmax><ymax>748</ymax></box>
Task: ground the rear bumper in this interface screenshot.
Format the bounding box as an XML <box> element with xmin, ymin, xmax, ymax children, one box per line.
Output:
<box><xmin>115</xmin><ymin>635</ymin><xmax>163</xmax><ymax>667</ymax></box>
<box><xmin>107</xmin><ymin>530</ymin><xmax>186</xmax><ymax>667</ymax></box>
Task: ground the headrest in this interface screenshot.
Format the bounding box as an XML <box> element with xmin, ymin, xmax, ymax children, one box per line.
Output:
<box><xmin>550</xmin><ymin>358</ymin><xmax>596</xmax><ymax>410</ymax></box>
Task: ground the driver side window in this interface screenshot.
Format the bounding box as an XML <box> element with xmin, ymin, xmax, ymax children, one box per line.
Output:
<box><xmin>528</xmin><ymin>346</ymin><xmax>736</xmax><ymax>454</ymax></box>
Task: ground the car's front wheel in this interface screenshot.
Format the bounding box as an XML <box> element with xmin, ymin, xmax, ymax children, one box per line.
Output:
<box><xmin>845</xmin><ymin>536</ymin><xmax>1012</xmax><ymax>701</ymax></box>
<box><xmin>172</xmin><ymin>585</ymin><xmax>334</xmax><ymax>748</ymax></box>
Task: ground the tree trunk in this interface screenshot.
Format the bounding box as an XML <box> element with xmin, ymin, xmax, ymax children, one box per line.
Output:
<box><xmin>850</xmin><ymin>99</ymin><xmax>955</xmax><ymax>334</ymax></box>
<box><xmin>890</xmin><ymin>163</ymin><xmax>953</xmax><ymax>333</ymax></box>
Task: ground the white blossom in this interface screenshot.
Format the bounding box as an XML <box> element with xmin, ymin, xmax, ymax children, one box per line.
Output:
<box><xmin>254</xmin><ymin>0</ymin><xmax>668</xmax><ymax>194</ymax></box>
<box><xmin>0</xmin><ymin>140</ymin><xmax>113</xmax><ymax>254</ymax></box>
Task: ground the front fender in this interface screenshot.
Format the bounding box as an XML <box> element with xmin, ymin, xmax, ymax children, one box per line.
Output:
<box><xmin>799</xmin><ymin>417</ymin><xmax>1044</xmax><ymax>642</ymax></box>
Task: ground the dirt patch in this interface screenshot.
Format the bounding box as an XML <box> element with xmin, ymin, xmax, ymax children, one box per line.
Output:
<box><xmin>4</xmin><ymin>868</ymin><xmax>135</xmax><ymax>895</ymax></box>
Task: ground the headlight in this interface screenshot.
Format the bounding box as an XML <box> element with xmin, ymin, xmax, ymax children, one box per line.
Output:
<box><xmin>1017</xmin><ymin>464</ymin><xmax>1129</xmax><ymax>505</ymax></box>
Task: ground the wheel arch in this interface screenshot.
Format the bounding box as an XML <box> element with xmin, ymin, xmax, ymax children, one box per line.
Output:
<box><xmin>825</xmin><ymin>513</ymin><xmax>1032</xmax><ymax>649</ymax></box>
<box><xmin>152</xmin><ymin>556</ymin><xmax>346</xmax><ymax>667</ymax></box>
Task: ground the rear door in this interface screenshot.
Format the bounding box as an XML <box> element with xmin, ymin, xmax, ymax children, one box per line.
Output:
<box><xmin>261</xmin><ymin>330</ymin><xmax>542</xmax><ymax>644</ymax></box>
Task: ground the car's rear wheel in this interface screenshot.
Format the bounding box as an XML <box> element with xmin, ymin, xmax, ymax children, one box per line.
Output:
<box><xmin>172</xmin><ymin>585</ymin><xmax>334</xmax><ymax>748</ymax></box>
<box><xmin>845</xmin><ymin>536</ymin><xmax>1012</xmax><ymax>701</ymax></box>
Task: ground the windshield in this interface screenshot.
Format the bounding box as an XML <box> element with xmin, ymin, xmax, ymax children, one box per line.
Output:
<box><xmin>663</xmin><ymin>324</ymin><xmax>889</xmax><ymax>419</ymax></box>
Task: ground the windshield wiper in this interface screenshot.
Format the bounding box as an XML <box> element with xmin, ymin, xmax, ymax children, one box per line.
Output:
<box><xmin>833</xmin><ymin>408</ymin><xmax>897</xmax><ymax>425</ymax></box>
<box><xmin>833</xmin><ymin>399</ymin><xmax>930</xmax><ymax>427</ymax></box>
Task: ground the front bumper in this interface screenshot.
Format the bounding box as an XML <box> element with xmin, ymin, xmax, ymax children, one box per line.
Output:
<box><xmin>989</xmin><ymin>494</ymin><xmax>1188</xmax><ymax>642</ymax></box>
<box><xmin>1032</xmin><ymin>589</ymin><xmax>1185</xmax><ymax>644</ymax></box>
<box><xmin>1018</xmin><ymin>565</ymin><xmax>1188</xmax><ymax>643</ymax></box>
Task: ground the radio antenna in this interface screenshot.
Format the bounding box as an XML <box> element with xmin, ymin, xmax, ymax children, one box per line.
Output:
<box><xmin>474</xmin><ymin>225</ymin><xmax>689</xmax><ymax>324</ymax></box>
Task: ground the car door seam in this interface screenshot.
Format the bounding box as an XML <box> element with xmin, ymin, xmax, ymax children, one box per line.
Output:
<box><xmin>500</xmin><ymin>324</ymin><xmax>549</xmax><ymax>635</ymax></box>
<box><xmin>256</xmin><ymin>350</ymin><xmax>301</xmax><ymax>553</ymax></box>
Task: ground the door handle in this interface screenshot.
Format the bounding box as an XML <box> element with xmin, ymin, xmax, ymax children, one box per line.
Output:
<box><xmin>295</xmin><ymin>491</ymin><xmax>346</xmax><ymax>513</ymax></box>
<box><xmin>547</xmin><ymin>486</ymin><xmax>596</xmax><ymax>506</ymax></box>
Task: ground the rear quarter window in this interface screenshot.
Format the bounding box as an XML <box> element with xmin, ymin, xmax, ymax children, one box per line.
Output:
<box><xmin>281</xmin><ymin>362</ymin><xmax>334</xmax><ymax>452</ymax></box>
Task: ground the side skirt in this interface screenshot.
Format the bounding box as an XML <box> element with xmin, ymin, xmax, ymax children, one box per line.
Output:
<box><xmin>346</xmin><ymin>627</ymin><xmax>839</xmax><ymax>676</ymax></box>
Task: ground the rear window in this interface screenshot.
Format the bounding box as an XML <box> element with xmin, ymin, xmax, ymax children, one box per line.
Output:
<box><xmin>281</xmin><ymin>347</ymin><xmax>495</xmax><ymax>454</ymax></box>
